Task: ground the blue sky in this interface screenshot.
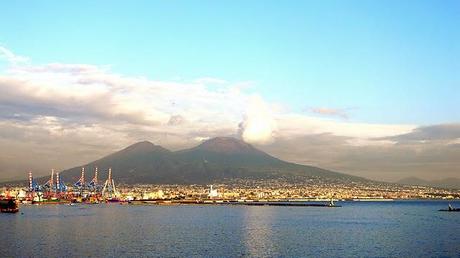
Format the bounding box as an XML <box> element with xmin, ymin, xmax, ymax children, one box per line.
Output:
<box><xmin>1</xmin><ymin>0</ymin><xmax>458</xmax><ymax>125</ymax></box>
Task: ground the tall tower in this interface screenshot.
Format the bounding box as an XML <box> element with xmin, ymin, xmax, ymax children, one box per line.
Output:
<box><xmin>102</xmin><ymin>168</ymin><xmax>119</xmax><ymax>199</ymax></box>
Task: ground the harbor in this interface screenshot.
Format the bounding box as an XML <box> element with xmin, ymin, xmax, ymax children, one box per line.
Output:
<box><xmin>1</xmin><ymin>168</ymin><xmax>346</xmax><ymax>210</ymax></box>
<box><xmin>2</xmin><ymin>167</ymin><xmax>460</xmax><ymax>214</ymax></box>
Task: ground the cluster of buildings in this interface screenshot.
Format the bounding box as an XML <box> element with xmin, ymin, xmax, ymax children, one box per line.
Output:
<box><xmin>1</xmin><ymin>172</ymin><xmax>459</xmax><ymax>204</ymax></box>
<box><xmin>99</xmin><ymin>178</ymin><xmax>460</xmax><ymax>201</ymax></box>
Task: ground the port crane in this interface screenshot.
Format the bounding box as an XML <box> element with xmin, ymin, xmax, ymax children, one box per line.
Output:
<box><xmin>74</xmin><ymin>167</ymin><xmax>86</xmax><ymax>189</ymax></box>
<box><xmin>55</xmin><ymin>172</ymin><xmax>67</xmax><ymax>193</ymax></box>
<box><xmin>88</xmin><ymin>167</ymin><xmax>101</xmax><ymax>191</ymax></box>
<box><xmin>24</xmin><ymin>166</ymin><xmax>116</xmax><ymax>203</ymax></box>
<box><xmin>102</xmin><ymin>168</ymin><xmax>119</xmax><ymax>200</ymax></box>
<box><xmin>28</xmin><ymin>171</ymin><xmax>41</xmax><ymax>192</ymax></box>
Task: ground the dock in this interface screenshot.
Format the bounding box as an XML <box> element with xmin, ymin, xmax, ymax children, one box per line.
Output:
<box><xmin>129</xmin><ymin>199</ymin><xmax>341</xmax><ymax>207</ymax></box>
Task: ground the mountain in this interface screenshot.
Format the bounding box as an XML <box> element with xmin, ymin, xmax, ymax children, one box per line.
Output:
<box><xmin>397</xmin><ymin>177</ymin><xmax>460</xmax><ymax>189</ymax></box>
<box><xmin>174</xmin><ymin>137</ymin><xmax>361</xmax><ymax>182</ymax></box>
<box><xmin>19</xmin><ymin>137</ymin><xmax>367</xmax><ymax>185</ymax></box>
<box><xmin>55</xmin><ymin>141</ymin><xmax>177</xmax><ymax>184</ymax></box>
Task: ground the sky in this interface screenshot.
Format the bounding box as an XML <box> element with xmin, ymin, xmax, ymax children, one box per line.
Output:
<box><xmin>0</xmin><ymin>1</ymin><xmax>459</xmax><ymax>182</ymax></box>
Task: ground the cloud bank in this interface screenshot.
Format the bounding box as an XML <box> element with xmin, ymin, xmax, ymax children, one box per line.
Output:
<box><xmin>0</xmin><ymin>47</ymin><xmax>458</xmax><ymax>182</ymax></box>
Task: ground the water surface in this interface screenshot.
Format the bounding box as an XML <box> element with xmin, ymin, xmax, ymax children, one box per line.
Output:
<box><xmin>1</xmin><ymin>201</ymin><xmax>459</xmax><ymax>257</ymax></box>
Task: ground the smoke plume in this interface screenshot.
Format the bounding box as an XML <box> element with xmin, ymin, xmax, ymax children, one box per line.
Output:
<box><xmin>238</xmin><ymin>96</ymin><xmax>276</xmax><ymax>145</ymax></box>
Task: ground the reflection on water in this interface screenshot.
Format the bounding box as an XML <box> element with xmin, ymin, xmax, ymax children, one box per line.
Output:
<box><xmin>242</xmin><ymin>207</ymin><xmax>275</xmax><ymax>256</ymax></box>
<box><xmin>1</xmin><ymin>201</ymin><xmax>459</xmax><ymax>257</ymax></box>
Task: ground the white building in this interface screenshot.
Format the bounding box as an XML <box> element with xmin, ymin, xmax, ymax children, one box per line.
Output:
<box><xmin>208</xmin><ymin>185</ymin><xmax>218</xmax><ymax>198</ymax></box>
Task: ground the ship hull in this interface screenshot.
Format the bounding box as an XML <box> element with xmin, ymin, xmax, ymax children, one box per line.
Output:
<box><xmin>0</xmin><ymin>199</ymin><xmax>19</xmax><ymax>213</ymax></box>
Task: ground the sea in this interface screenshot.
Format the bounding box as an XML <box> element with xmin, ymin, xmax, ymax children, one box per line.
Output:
<box><xmin>1</xmin><ymin>200</ymin><xmax>459</xmax><ymax>257</ymax></box>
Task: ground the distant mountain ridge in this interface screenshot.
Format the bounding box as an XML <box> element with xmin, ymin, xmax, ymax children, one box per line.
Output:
<box><xmin>12</xmin><ymin>137</ymin><xmax>367</xmax><ymax>185</ymax></box>
<box><xmin>397</xmin><ymin>177</ymin><xmax>460</xmax><ymax>189</ymax></box>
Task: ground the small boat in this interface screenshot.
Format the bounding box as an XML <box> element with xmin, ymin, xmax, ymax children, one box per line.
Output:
<box><xmin>0</xmin><ymin>199</ymin><xmax>19</xmax><ymax>213</ymax></box>
<box><xmin>439</xmin><ymin>208</ymin><xmax>460</xmax><ymax>212</ymax></box>
<box><xmin>439</xmin><ymin>204</ymin><xmax>460</xmax><ymax>212</ymax></box>
<box><xmin>105</xmin><ymin>198</ymin><xmax>120</xmax><ymax>203</ymax></box>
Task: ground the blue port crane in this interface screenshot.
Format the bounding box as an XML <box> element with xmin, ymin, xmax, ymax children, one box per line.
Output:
<box><xmin>74</xmin><ymin>167</ymin><xmax>87</xmax><ymax>189</ymax></box>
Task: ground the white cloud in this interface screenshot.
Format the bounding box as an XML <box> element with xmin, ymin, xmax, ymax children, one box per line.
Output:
<box><xmin>0</xmin><ymin>46</ymin><xmax>30</xmax><ymax>64</ymax></box>
<box><xmin>448</xmin><ymin>138</ymin><xmax>460</xmax><ymax>145</ymax></box>
<box><xmin>274</xmin><ymin>114</ymin><xmax>415</xmax><ymax>141</ymax></box>
<box><xmin>238</xmin><ymin>95</ymin><xmax>277</xmax><ymax>145</ymax></box>
<box><xmin>1</xmin><ymin>46</ymin><xmax>456</xmax><ymax>181</ymax></box>
<box><xmin>0</xmin><ymin>47</ymin><xmax>416</xmax><ymax>147</ymax></box>
<box><xmin>309</xmin><ymin>107</ymin><xmax>349</xmax><ymax>119</ymax></box>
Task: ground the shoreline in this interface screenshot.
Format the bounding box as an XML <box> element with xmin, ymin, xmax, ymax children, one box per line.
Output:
<box><xmin>16</xmin><ymin>198</ymin><xmax>460</xmax><ymax>207</ymax></box>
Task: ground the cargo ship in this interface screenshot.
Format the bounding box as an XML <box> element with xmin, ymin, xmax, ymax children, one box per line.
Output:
<box><xmin>0</xmin><ymin>198</ymin><xmax>19</xmax><ymax>213</ymax></box>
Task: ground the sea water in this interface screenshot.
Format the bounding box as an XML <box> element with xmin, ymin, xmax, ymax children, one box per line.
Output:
<box><xmin>1</xmin><ymin>200</ymin><xmax>459</xmax><ymax>257</ymax></box>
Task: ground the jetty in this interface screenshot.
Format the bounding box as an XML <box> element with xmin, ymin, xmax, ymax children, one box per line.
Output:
<box><xmin>129</xmin><ymin>199</ymin><xmax>341</xmax><ymax>207</ymax></box>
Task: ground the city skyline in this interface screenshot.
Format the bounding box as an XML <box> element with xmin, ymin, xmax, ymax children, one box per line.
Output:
<box><xmin>0</xmin><ymin>1</ymin><xmax>459</xmax><ymax>182</ymax></box>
